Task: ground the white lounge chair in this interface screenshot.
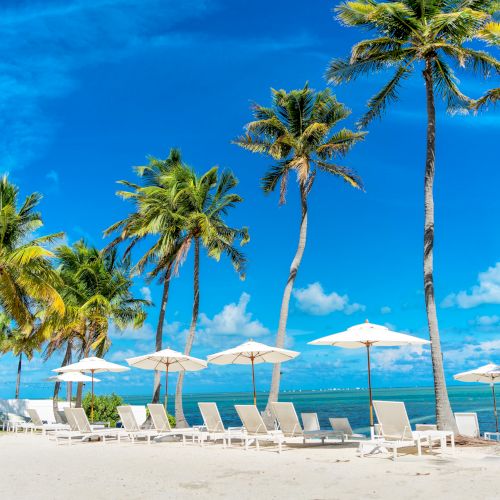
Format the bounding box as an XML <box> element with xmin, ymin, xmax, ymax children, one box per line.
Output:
<box><xmin>271</xmin><ymin>403</ymin><xmax>342</xmax><ymax>444</ymax></box>
<box><xmin>3</xmin><ymin>412</ymin><xmax>32</xmax><ymax>433</ymax></box>
<box><xmin>147</xmin><ymin>404</ymin><xmax>201</xmax><ymax>444</ymax></box>
<box><xmin>117</xmin><ymin>406</ymin><xmax>159</xmax><ymax>443</ymax></box>
<box><xmin>235</xmin><ymin>405</ymin><xmax>285</xmax><ymax>453</ymax></box>
<box><xmin>329</xmin><ymin>417</ymin><xmax>366</xmax><ymax>440</ymax></box>
<box><xmin>198</xmin><ymin>402</ymin><xmax>247</xmax><ymax>447</ymax></box>
<box><xmin>360</xmin><ymin>401</ymin><xmax>454</xmax><ymax>460</ymax></box>
<box><xmin>54</xmin><ymin>408</ymin><xmax>123</xmax><ymax>445</ymax></box>
<box><xmin>455</xmin><ymin>412</ymin><xmax>480</xmax><ymax>438</ymax></box>
<box><xmin>27</xmin><ymin>408</ymin><xmax>69</xmax><ymax>435</ymax></box>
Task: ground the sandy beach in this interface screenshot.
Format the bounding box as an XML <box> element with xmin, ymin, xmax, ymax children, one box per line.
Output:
<box><xmin>1</xmin><ymin>434</ymin><xmax>499</xmax><ymax>500</ymax></box>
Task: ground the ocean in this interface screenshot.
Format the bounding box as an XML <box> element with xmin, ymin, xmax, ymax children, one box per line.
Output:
<box><xmin>123</xmin><ymin>385</ymin><xmax>498</xmax><ymax>434</ymax></box>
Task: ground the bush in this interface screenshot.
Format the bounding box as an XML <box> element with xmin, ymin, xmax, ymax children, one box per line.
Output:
<box><xmin>82</xmin><ymin>393</ymin><xmax>123</xmax><ymax>426</ymax></box>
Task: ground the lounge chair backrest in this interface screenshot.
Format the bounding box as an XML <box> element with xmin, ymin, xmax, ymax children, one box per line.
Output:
<box><xmin>147</xmin><ymin>404</ymin><xmax>172</xmax><ymax>432</ymax></box>
<box><xmin>198</xmin><ymin>402</ymin><xmax>224</xmax><ymax>433</ymax></box>
<box><xmin>270</xmin><ymin>402</ymin><xmax>303</xmax><ymax>437</ymax></box>
<box><xmin>373</xmin><ymin>400</ymin><xmax>413</xmax><ymax>441</ymax></box>
<box><xmin>56</xmin><ymin>409</ymin><xmax>68</xmax><ymax>424</ymax></box>
<box><xmin>455</xmin><ymin>412</ymin><xmax>480</xmax><ymax>438</ymax></box>
<box><xmin>64</xmin><ymin>407</ymin><xmax>78</xmax><ymax>431</ymax></box>
<box><xmin>235</xmin><ymin>405</ymin><xmax>268</xmax><ymax>435</ymax></box>
<box><xmin>27</xmin><ymin>408</ymin><xmax>43</xmax><ymax>426</ymax></box>
<box><xmin>117</xmin><ymin>406</ymin><xmax>141</xmax><ymax>432</ymax></box>
<box><xmin>329</xmin><ymin>417</ymin><xmax>354</xmax><ymax>436</ymax></box>
<box><xmin>71</xmin><ymin>408</ymin><xmax>92</xmax><ymax>433</ymax></box>
<box><xmin>301</xmin><ymin>413</ymin><xmax>320</xmax><ymax>432</ymax></box>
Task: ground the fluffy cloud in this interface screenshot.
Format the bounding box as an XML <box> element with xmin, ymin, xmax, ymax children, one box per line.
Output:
<box><xmin>140</xmin><ymin>286</ymin><xmax>152</xmax><ymax>302</ymax></box>
<box><xmin>108</xmin><ymin>322</ymin><xmax>155</xmax><ymax>340</ymax></box>
<box><xmin>293</xmin><ymin>282</ymin><xmax>365</xmax><ymax>316</ymax></box>
<box><xmin>443</xmin><ymin>262</ymin><xmax>500</xmax><ymax>308</ymax></box>
<box><xmin>199</xmin><ymin>293</ymin><xmax>269</xmax><ymax>338</ymax></box>
<box><xmin>444</xmin><ymin>338</ymin><xmax>500</xmax><ymax>369</ymax></box>
<box><xmin>380</xmin><ymin>306</ymin><xmax>392</xmax><ymax>315</ymax></box>
<box><xmin>474</xmin><ymin>315</ymin><xmax>500</xmax><ymax>326</ymax></box>
<box><xmin>371</xmin><ymin>345</ymin><xmax>428</xmax><ymax>373</ymax></box>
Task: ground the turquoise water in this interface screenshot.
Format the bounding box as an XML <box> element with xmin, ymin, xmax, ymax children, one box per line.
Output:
<box><xmin>124</xmin><ymin>385</ymin><xmax>498</xmax><ymax>434</ymax></box>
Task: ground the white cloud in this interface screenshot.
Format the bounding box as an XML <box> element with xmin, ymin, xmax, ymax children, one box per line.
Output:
<box><xmin>109</xmin><ymin>349</ymin><xmax>138</xmax><ymax>362</ymax></box>
<box><xmin>45</xmin><ymin>169</ymin><xmax>59</xmax><ymax>184</ymax></box>
<box><xmin>372</xmin><ymin>345</ymin><xmax>428</xmax><ymax>373</ymax></box>
<box><xmin>474</xmin><ymin>315</ymin><xmax>500</xmax><ymax>326</ymax></box>
<box><xmin>381</xmin><ymin>306</ymin><xmax>391</xmax><ymax>315</ymax></box>
<box><xmin>444</xmin><ymin>339</ymin><xmax>500</xmax><ymax>369</ymax></box>
<box><xmin>140</xmin><ymin>286</ymin><xmax>152</xmax><ymax>302</ymax></box>
<box><xmin>443</xmin><ymin>262</ymin><xmax>500</xmax><ymax>308</ymax></box>
<box><xmin>199</xmin><ymin>293</ymin><xmax>269</xmax><ymax>338</ymax></box>
<box><xmin>109</xmin><ymin>322</ymin><xmax>155</xmax><ymax>340</ymax></box>
<box><xmin>293</xmin><ymin>282</ymin><xmax>365</xmax><ymax>316</ymax></box>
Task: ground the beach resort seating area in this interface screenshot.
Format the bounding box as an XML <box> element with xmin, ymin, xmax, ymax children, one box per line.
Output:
<box><xmin>1</xmin><ymin>398</ymin><xmax>460</xmax><ymax>460</ymax></box>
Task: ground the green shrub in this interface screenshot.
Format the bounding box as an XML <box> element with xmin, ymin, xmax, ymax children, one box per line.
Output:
<box><xmin>82</xmin><ymin>393</ymin><xmax>123</xmax><ymax>426</ymax></box>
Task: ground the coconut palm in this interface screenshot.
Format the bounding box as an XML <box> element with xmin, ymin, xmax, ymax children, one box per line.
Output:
<box><xmin>234</xmin><ymin>84</ymin><xmax>364</xmax><ymax>409</ymax></box>
<box><xmin>53</xmin><ymin>241</ymin><xmax>149</xmax><ymax>406</ymax></box>
<box><xmin>326</xmin><ymin>0</ymin><xmax>499</xmax><ymax>431</ymax></box>
<box><xmin>166</xmin><ymin>164</ymin><xmax>249</xmax><ymax>427</ymax></box>
<box><xmin>0</xmin><ymin>176</ymin><xmax>64</xmax><ymax>332</ymax></box>
<box><xmin>474</xmin><ymin>87</ymin><xmax>500</xmax><ymax>110</ymax></box>
<box><xmin>105</xmin><ymin>149</ymin><xmax>184</xmax><ymax>403</ymax></box>
<box><xmin>0</xmin><ymin>325</ymin><xmax>41</xmax><ymax>399</ymax></box>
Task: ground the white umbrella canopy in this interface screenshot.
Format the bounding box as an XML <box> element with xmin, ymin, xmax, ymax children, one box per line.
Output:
<box><xmin>454</xmin><ymin>363</ymin><xmax>500</xmax><ymax>432</ymax></box>
<box><xmin>126</xmin><ymin>348</ymin><xmax>207</xmax><ymax>409</ymax></box>
<box><xmin>53</xmin><ymin>357</ymin><xmax>129</xmax><ymax>420</ymax></box>
<box><xmin>207</xmin><ymin>340</ymin><xmax>300</xmax><ymax>405</ymax></box>
<box><xmin>48</xmin><ymin>372</ymin><xmax>100</xmax><ymax>383</ymax></box>
<box><xmin>309</xmin><ymin>321</ymin><xmax>430</xmax><ymax>436</ymax></box>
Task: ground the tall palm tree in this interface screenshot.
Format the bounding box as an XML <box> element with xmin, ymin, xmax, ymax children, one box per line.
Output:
<box><xmin>234</xmin><ymin>84</ymin><xmax>364</xmax><ymax>409</ymax></box>
<box><xmin>0</xmin><ymin>176</ymin><xmax>64</xmax><ymax>332</ymax></box>
<box><xmin>53</xmin><ymin>241</ymin><xmax>149</xmax><ymax>406</ymax></box>
<box><xmin>0</xmin><ymin>326</ymin><xmax>41</xmax><ymax>398</ymax></box>
<box><xmin>105</xmin><ymin>149</ymin><xmax>184</xmax><ymax>403</ymax></box>
<box><xmin>164</xmin><ymin>164</ymin><xmax>249</xmax><ymax>427</ymax></box>
<box><xmin>326</xmin><ymin>0</ymin><xmax>499</xmax><ymax>431</ymax></box>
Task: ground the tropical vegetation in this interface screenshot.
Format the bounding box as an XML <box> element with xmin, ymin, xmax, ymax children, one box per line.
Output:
<box><xmin>325</xmin><ymin>0</ymin><xmax>499</xmax><ymax>431</ymax></box>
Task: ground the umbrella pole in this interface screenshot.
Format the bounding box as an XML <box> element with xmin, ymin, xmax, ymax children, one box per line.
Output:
<box><xmin>165</xmin><ymin>363</ymin><xmax>169</xmax><ymax>413</ymax></box>
<box><xmin>251</xmin><ymin>355</ymin><xmax>257</xmax><ymax>406</ymax></box>
<box><xmin>91</xmin><ymin>370</ymin><xmax>95</xmax><ymax>422</ymax></box>
<box><xmin>491</xmin><ymin>382</ymin><xmax>498</xmax><ymax>433</ymax></box>
<box><xmin>366</xmin><ymin>344</ymin><xmax>374</xmax><ymax>439</ymax></box>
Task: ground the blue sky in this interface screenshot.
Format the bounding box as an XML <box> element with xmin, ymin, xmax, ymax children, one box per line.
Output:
<box><xmin>1</xmin><ymin>0</ymin><xmax>499</xmax><ymax>399</ymax></box>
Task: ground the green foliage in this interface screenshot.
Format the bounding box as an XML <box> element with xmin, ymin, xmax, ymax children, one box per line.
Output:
<box><xmin>82</xmin><ymin>393</ymin><xmax>123</xmax><ymax>426</ymax></box>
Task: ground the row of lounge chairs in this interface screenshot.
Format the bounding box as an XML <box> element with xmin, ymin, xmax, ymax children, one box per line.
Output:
<box><xmin>6</xmin><ymin>400</ymin><xmax>456</xmax><ymax>459</ymax></box>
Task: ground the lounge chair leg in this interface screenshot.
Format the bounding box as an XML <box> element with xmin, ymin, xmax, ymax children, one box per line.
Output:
<box><xmin>417</xmin><ymin>440</ymin><xmax>422</xmax><ymax>456</ymax></box>
<box><xmin>393</xmin><ymin>447</ymin><xmax>398</xmax><ymax>460</ymax></box>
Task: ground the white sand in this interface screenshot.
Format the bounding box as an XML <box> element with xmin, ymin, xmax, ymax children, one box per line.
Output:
<box><xmin>1</xmin><ymin>433</ymin><xmax>499</xmax><ymax>499</ymax></box>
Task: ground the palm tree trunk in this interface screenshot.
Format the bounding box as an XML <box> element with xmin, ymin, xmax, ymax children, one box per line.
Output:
<box><xmin>53</xmin><ymin>342</ymin><xmax>72</xmax><ymax>422</ymax></box>
<box><xmin>266</xmin><ymin>182</ymin><xmax>308</xmax><ymax>409</ymax></box>
<box><xmin>76</xmin><ymin>331</ymin><xmax>90</xmax><ymax>407</ymax></box>
<box><xmin>175</xmin><ymin>237</ymin><xmax>200</xmax><ymax>427</ymax></box>
<box><xmin>152</xmin><ymin>262</ymin><xmax>173</xmax><ymax>404</ymax></box>
<box><xmin>15</xmin><ymin>353</ymin><xmax>22</xmax><ymax>399</ymax></box>
<box><xmin>423</xmin><ymin>58</ymin><xmax>457</xmax><ymax>433</ymax></box>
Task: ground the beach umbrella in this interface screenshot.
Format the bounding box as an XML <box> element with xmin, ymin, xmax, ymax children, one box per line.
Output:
<box><xmin>125</xmin><ymin>348</ymin><xmax>207</xmax><ymax>410</ymax></box>
<box><xmin>207</xmin><ymin>340</ymin><xmax>300</xmax><ymax>405</ymax></box>
<box><xmin>48</xmin><ymin>372</ymin><xmax>100</xmax><ymax>404</ymax></box>
<box><xmin>454</xmin><ymin>363</ymin><xmax>500</xmax><ymax>432</ymax></box>
<box><xmin>308</xmin><ymin>320</ymin><xmax>430</xmax><ymax>437</ymax></box>
<box><xmin>54</xmin><ymin>357</ymin><xmax>129</xmax><ymax>421</ymax></box>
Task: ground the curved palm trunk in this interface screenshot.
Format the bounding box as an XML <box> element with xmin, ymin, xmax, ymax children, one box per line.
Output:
<box><xmin>53</xmin><ymin>342</ymin><xmax>72</xmax><ymax>422</ymax></box>
<box><xmin>75</xmin><ymin>331</ymin><xmax>90</xmax><ymax>408</ymax></box>
<box><xmin>423</xmin><ymin>59</ymin><xmax>457</xmax><ymax>433</ymax></box>
<box><xmin>152</xmin><ymin>262</ymin><xmax>173</xmax><ymax>404</ymax></box>
<box><xmin>175</xmin><ymin>237</ymin><xmax>200</xmax><ymax>427</ymax></box>
<box><xmin>15</xmin><ymin>353</ymin><xmax>22</xmax><ymax>399</ymax></box>
<box><xmin>266</xmin><ymin>183</ymin><xmax>308</xmax><ymax>409</ymax></box>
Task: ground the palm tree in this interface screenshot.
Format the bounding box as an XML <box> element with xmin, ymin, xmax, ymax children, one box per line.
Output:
<box><xmin>105</xmin><ymin>149</ymin><xmax>184</xmax><ymax>403</ymax></box>
<box><xmin>234</xmin><ymin>84</ymin><xmax>364</xmax><ymax>409</ymax></box>
<box><xmin>53</xmin><ymin>241</ymin><xmax>149</xmax><ymax>406</ymax></box>
<box><xmin>474</xmin><ymin>87</ymin><xmax>500</xmax><ymax>110</ymax></box>
<box><xmin>165</xmin><ymin>164</ymin><xmax>249</xmax><ymax>427</ymax></box>
<box><xmin>0</xmin><ymin>326</ymin><xmax>42</xmax><ymax>398</ymax></box>
<box><xmin>0</xmin><ymin>176</ymin><xmax>64</xmax><ymax>332</ymax></box>
<box><xmin>326</xmin><ymin>0</ymin><xmax>499</xmax><ymax>431</ymax></box>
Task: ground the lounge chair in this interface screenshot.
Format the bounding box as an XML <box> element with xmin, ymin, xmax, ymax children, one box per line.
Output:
<box><xmin>328</xmin><ymin>417</ymin><xmax>366</xmax><ymax>440</ymax></box>
<box><xmin>455</xmin><ymin>412</ymin><xmax>480</xmax><ymax>438</ymax></box>
<box><xmin>26</xmin><ymin>408</ymin><xmax>69</xmax><ymax>435</ymax></box>
<box><xmin>2</xmin><ymin>412</ymin><xmax>32</xmax><ymax>433</ymax></box>
<box><xmin>198</xmin><ymin>402</ymin><xmax>247</xmax><ymax>447</ymax></box>
<box><xmin>360</xmin><ymin>401</ymin><xmax>454</xmax><ymax>460</ymax></box>
<box><xmin>117</xmin><ymin>406</ymin><xmax>159</xmax><ymax>443</ymax></box>
<box><xmin>271</xmin><ymin>402</ymin><xmax>342</xmax><ymax>444</ymax></box>
<box><xmin>147</xmin><ymin>404</ymin><xmax>201</xmax><ymax>444</ymax></box>
<box><xmin>54</xmin><ymin>408</ymin><xmax>123</xmax><ymax>445</ymax></box>
<box><xmin>235</xmin><ymin>404</ymin><xmax>285</xmax><ymax>453</ymax></box>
